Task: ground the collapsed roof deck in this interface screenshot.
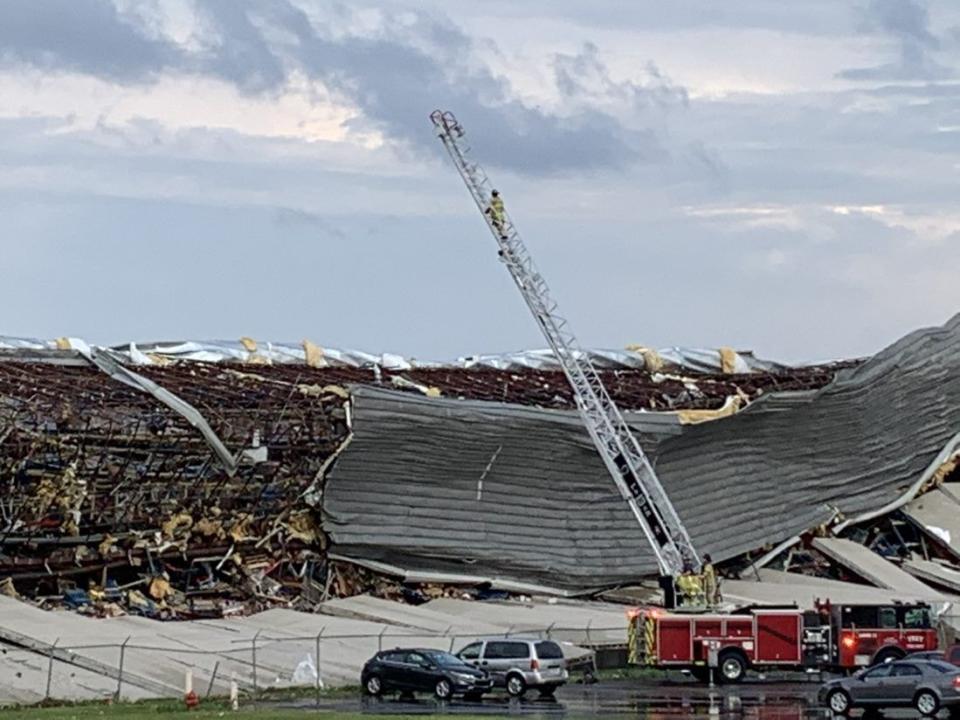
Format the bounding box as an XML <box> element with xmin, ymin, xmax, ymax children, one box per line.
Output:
<box><xmin>1</xmin><ymin>317</ymin><xmax>959</xmax><ymax>612</ymax></box>
<box><xmin>0</xmin><ymin>345</ymin><xmax>842</xmax><ymax>608</ymax></box>
<box><xmin>325</xmin><ymin>315</ymin><xmax>960</xmax><ymax>592</ymax></box>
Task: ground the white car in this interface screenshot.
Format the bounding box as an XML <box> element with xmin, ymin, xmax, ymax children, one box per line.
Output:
<box><xmin>456</xmin><ymin>638</ymin><xmax>568</xmax><ymax>697</ymax></box>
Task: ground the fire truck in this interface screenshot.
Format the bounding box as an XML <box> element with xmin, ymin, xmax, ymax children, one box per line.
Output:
<box><xmin>431</xmin><ymin>114</ymin><xmax>940</xmax><ymax>686</ymax></box>
<box><xmin>629</xmin><ymin>601</ymin><xmax>939</xmax><ymax>683</ymax></box>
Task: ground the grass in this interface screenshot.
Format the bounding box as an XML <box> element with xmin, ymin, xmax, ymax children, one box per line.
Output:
<box><xmin>0</xmin><ymin>697</ymin><xmax>497</xmax><ymax>720</ymax></box>
<box><xmin>592</xmin><ymin>664</ymin><xmax>663</xmax><ymax>681</ymax></box>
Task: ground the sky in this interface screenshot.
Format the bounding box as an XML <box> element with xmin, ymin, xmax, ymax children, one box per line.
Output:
<box><xmin>1</xmin><ymin>0</ymin><xmax>959</xmax><ymax>363</ymax></box>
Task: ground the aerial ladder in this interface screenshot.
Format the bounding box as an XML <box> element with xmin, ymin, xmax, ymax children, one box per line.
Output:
<box><xmin>429</xmin><ymin>110</ymin><xmax>700</xmax><ymax>601</ymax></box>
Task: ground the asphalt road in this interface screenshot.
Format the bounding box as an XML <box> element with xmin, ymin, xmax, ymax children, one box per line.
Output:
<box><xmin>280</xmin><ymin>676</ymin><xmax>958</xmax><ymax>719</ymax></box>
<box><xmin>282</xmin><ymin>677</ymin><xmax>836</xmax><ymax>719</ymax></box>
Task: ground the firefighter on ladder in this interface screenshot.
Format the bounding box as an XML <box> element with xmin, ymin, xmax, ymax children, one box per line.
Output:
<box><xmin>485</xmin><ymin>190</ymin><xmax>507</xmax><ymax>239</ymax></box>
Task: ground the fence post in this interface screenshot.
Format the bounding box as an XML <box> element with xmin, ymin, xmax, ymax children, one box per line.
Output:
<box><xmin>45</xmin><ymin>637</ymin><xmax>60</xmax><ymax>701</ymax></box>
<box><xmin>545</xmin><ymin>622</ymin><xmax>555</xmax><ymax>641</ymax></box>
<box><xmin>505</xmin><ymin>624</ymin><xmax>514</xmax><ymax>638</ymax></box>
<box><xmin>251</xmin><ymin>630</ymin><xmax>261</xmax><ymax>702</ymax></box>
<box><xmin>315</xmin><ymin>627</ymin><xmax>325</xmax><ymax>708</ymax></box>
<box><xmin>586</xmin><ymin>620</ymin><xmax>592</xmax><ymax>645</ymax></box>
<box><xmin>378</xmin><ymin>626</ymin><xmax>386</xmax><ymax>652</ymax></box>
<box><xmin>115</xmin><ymin>636</ymin><xmax>131</xmax><ymax>701</ymax></box>
<box><xmin>206</xmin><ymin>661</ymin><xmax>220</xmax><ymax>698</ymax></box>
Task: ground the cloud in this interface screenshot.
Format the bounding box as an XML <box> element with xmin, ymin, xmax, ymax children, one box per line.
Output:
<box><xmin>553</xmin><ymin>42</ymin><xmax>689</xmax><ymax>110</ymax></box>
<box><xmin>0</xmin><ymin>0</ymin><xmax>179</xmax><ymax>81</ymax></box>
<box><xmin>0</xmin><ymin>0</ymin><xmax>689</xmax><ymax>176</ymax></box>
<box><xmin>191</xmin><ymin>1</ymin><xmax>668</xmax><ymax>174</ymax></box>
<box><xmin>272</xmin><ymin>206</ymin><xmax>345</xmax><ymax>238</ymax></box>
<box><xmin>838</xmin><ymin>0</ymin><xmax>953</xmax><ymax>81</ymax></box>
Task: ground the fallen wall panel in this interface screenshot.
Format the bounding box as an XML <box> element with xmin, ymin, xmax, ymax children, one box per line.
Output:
<box><xmin>904</xmin><ymin>487</ymin><xmax>960</xmax><ymax>559</ymax></box>
<box><xmin>903</xmin><ymin>557</ymin><xmax>960</xmax><ymax>594</ymax></box>
<box><xmin>811</xmin><ymin>538</ymin><xmax>942</xmax><ymax>597</ymax></box>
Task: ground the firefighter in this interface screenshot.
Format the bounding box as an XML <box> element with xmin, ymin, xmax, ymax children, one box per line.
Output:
<box><xmin>703</xmin><ymin>553</ymin><xmax>720</xmax><ymax>606</ymax></box>
<box><xmin>485</xmin><ymin>190</ymin><xmax>507</xmax><ymax>239</ymax></box>
<box><xmin>676</xmin><ymin>563</ymin><xmax>705</xmax><ymax>607</ymax></box>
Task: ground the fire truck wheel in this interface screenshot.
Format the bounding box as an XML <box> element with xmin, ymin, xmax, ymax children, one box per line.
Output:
<box><xmin>914</xmin><ymin>690</ymin><xmax>940</xmax><ymax>716</ymax></box>
<box><xmin>872</xmin><ymin>648</ymin><xmax>904</xmax><ymax>666</ymax></box>
<box><xmin>718</xmin><ymin>651</ymin><xmax>747</xmax><ymax>683</ymax></box>
<box><xmin>826</xmin><ymin>689</ymin><xmax>851</xmax><ymax>715</ymax></box>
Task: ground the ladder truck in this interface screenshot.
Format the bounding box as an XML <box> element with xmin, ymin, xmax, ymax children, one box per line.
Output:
<box><xmin>429</xmin><ymin>110</ymin><xmax>699</xmax><ymax>603</ymax></box>
<box><xmin>429</xmin><ymin>113</ymin><xmax>943</xmax><ymax>684</ymax></box>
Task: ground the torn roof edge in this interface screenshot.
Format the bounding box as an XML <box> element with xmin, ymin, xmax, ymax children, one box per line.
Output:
<box><xmin>0</xmin><ymin>335</ymin><xmax>845</xmax><ymax>374</ymax></box>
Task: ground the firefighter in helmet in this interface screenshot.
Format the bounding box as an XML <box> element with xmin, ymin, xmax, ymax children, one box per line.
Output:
<box><xmin>676</xmin><ymin>562</ymin><xmax>705</xmax><ymax>607</ymax></box>
<box><xmin>485</xmin><ymin>190</ymin><xmax>507</xmax><ymax>239</ymax></box>
<box><xmin>703</xmin><ymin>553</ymin><xmax>720</xmax><ymax>606</ymax></box>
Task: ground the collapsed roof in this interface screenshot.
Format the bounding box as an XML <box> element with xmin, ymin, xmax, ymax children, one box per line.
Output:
<box><xmin>0</xmin><ymin>338</ymin><xmax>843</xmax><ymax>610</ymax></box>
<box><xmin>324</xmin><ymin>315</ymin><xmax>960</xmax><ymax>592</ymax></box>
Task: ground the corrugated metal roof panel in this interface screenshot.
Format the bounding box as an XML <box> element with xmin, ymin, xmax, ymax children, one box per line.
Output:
<box><xmin>324</xmin><ymin>315</ymin><xmax>960</xmax><ymax>591</ymax></box>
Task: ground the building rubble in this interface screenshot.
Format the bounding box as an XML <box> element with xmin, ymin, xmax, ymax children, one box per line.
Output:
<box><xmin>324</xmin><ymin>315</ymin><xmax>960</xmax><ymax>606</ymax></box>
<box><xmin>1</xmin><ymin>317</ymin><xmax>960</xmax><ymax>620</ymax></box>
<box><xmin>0</xmin><ymin>342</ymin><xmax>846</xmax><ymax>619</ymax></box>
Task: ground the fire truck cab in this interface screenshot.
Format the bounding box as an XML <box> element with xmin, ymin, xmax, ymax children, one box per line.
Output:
<box><xmin>831</xmin><ymin>602</ymin><xmax>936</xmax><ymax>667</ymax></box>
<box><xmin>629</xmin><ymin>601</ymin><xmax>937</xmax><ymax>683</ymax></box>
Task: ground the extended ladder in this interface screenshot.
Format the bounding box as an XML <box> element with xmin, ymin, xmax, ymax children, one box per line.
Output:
<box><xmin>430</xmin><ymin>110</ymin><xmax>700</xmax><ymax>578</ymax></box>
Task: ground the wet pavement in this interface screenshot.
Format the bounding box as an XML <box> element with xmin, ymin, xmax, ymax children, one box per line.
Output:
<box><xmin>280</xmin><ymin>677</ymin><xmax>949</xmax><ymax>719</ymax></box>
<box><xmin>281</xmin><ymin>678</ymin><xmax>830</xmax><ymax>719</ymax></box>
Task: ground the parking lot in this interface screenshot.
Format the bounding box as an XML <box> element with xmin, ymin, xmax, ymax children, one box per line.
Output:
<box><xmin>281</xmin><ymin>678</ymin><xmax>834</xmax><ymax>719</ymax></box>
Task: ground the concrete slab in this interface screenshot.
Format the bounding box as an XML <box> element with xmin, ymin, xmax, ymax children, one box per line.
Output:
<box><xmin>812</xmin><ymin>538</ymin><xmax>942</xmax><ymax>597</ymax></box>
<box><xmin>903</xmin><ymin>557</ymin><xmax>960</xmax><ymax>594</ymax></box>
<box><xmin>422</xmin><ymin>598</ymin><xmax>628</xmax><ymax>648</ymax></box>
<box><xmin>0</xmin><ymin>645</ymin><xmax>141</xmax><ymax>706</ymax></box>
<box><xmin>722</xmin><ymin>579</ymin><xmax>935</xmax><ymax>608</ymax></box>
<box><xmin>318</xmin><ymin>595</ymin><xmax>505</xmax><ymax>636</ymax></box>
<box><xmin>904</xmin><ymin>488</ymin><xmax>960</xmax><ymax>559</ymax></box>
<box><xmin>0</xmin><ymin>595</ymin><xmax>622</xmax><ymax>704</ymax></box>
<box><xmin>315</xmin><ymin>595</ymin><xmax>599</xmax><ymax>660</ymax></box>
<box><xmin>0</xmin><ymin>598</ymin><xmax>426</xmax><ymax>699</ymax></box>
<box><xmin>753</xmin><ymin>569</ymin><xmax>878</xmax><ymax>589</ymax></box>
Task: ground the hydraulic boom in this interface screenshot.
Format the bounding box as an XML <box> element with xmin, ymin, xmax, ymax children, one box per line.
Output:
<box><xmin>430</xmin><ymin>110</ymin><xmax>700</xmax><ymax>580</ymax></box>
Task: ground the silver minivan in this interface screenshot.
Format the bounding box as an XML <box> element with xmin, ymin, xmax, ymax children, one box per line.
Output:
<box><xmin>456</xmin><ymin>638</ymin><xmax>568</xmax><ymax>697</ymax></box>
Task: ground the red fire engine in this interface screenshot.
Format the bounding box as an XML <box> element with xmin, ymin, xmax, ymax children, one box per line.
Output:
<box><xmin>629</xmin><ymin>601</ymin><xmax>938</xmax><ymax>683</ymax></box>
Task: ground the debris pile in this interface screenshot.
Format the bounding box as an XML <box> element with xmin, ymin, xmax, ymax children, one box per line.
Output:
<box><xmin>0</xmin><ymin>360</ymin><xmax>347</xmax><ymax>618</ymax></box>
<box><xmin>0</xmin><ymin>351</ymin><xmax>848</xmax><ymax>616</ymax></box>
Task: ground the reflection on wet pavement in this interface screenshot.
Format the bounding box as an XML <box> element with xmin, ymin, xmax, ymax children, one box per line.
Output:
<box><xmin>293</xmin><ymin>680</ymin><xmax>847</xmax><ymax>719</ymax></box>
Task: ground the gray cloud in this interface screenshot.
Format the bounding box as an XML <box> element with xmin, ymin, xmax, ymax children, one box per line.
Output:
<box><xmin>192</xmin><ymin>1</ymin><xmax>666</xmax><ymax>175</ymax></box>
<box><xmin>553</xmin><ymin>42</ymin><xmax>688</xmax><ymax>110</ymax></box>
<box><xmin>0</xmin><ymin>0</ymin><xmax>685</xmax><ymax>176</ymax></box>
<box><xmin>437</xmin><ymin>0</ymin><xmax>853</xmax><ymax>37</ymax></box>
<box><xmin>0</xmin><ymin>0</ymin><xmax>178</xmax><ymax>81</ymax></box>
<box><xmin>839</xmin><ymin>0</ymin><xmax>953</xmax><ymax>80</ymax></box>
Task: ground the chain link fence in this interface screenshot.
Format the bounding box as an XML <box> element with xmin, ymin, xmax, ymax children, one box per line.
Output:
<box><xmin>0</xmin><ymin>620</ymin><xmax>624</xmax><ymax>706</ymax></box>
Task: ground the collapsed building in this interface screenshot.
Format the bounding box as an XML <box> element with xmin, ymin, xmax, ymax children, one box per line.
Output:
<box><xmin>0</xmin><ymin>317</ymin><xmax>959</xmax><ymax>623</ymax></box>
<box><xmin>0</xmin><ymin>336</ymin><xmax>852</xmax><ymax>617</ymax></box>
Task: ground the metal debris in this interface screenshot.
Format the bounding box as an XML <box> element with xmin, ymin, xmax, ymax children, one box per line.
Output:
<box><xmin>0</xmin><ymin>349</ymin><xmax>848</xmax><ymax>616</ymax></box>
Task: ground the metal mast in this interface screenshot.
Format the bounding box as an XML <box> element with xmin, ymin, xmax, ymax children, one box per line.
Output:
<box><xmin>430</xmin><ymin>110</ymin><xmax>700</xmax><ymax>578</ymax></box>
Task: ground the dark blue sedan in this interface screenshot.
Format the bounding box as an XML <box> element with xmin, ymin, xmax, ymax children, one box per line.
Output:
<box><xmin>361</xmin><ymin>648</ymin><xmax>493</xmax><ymax>700</ymax></box>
